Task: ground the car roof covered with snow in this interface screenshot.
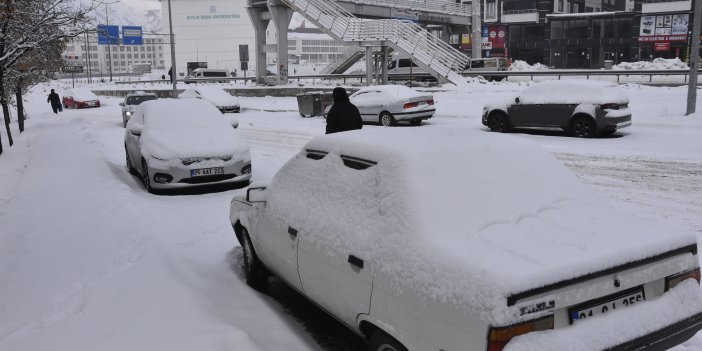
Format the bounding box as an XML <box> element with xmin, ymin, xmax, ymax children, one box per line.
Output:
<box><xmin>518</xmin><ymin>79</ymin><xmax>629</xmax><ymax>105</ymax></box>
<box><xmin>267</xmin><ymin>128</ymin><xmax>696</xmax><ymax>322</ymax></box>
<box><xmin>66</xmin><ymin>88</ymin><xmax>98</xmax><ymax>101</ymax></box>
<box><xmin>351</xmin><ymin>85</ymin><xmax>430</xmax><ymax>99</ymax></box>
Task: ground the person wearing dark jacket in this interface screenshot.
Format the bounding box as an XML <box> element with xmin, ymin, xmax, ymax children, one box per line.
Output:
<box><xmin>326</xmin><ymin>87</ymin><xmax>362</xmax><ymax>134</ymax></box>
<box><xmin>47</xmin><ymin>89</ymin><xmax>61</xmax><ymax>114</ymax></box>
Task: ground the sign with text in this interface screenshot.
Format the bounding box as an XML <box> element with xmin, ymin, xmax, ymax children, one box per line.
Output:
<box><xmin>122</xmin><ymin>26</ymin><xmax>143</xmax><ymax>45</ymax></box>
<box><xmin>391</xmin><ymin>8</ymin><xmax>419</xmax><ymax>22</ymax></box>
<box><xmin>64</xmin><ymin>65</ymin><xmax>84</xmax><ymax>73</ymax></box>
<box><xmin>639</xmin><ymin>14</ymin><xmax>688</xmax><ymax>42</ymax></box>
<box><xmin>97</xmin><ymin>25</ymin><xmax>119</xmax><ymax>45</ymax></box>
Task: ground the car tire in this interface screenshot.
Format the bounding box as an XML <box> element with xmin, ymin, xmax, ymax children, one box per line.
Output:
<box><xmin>600</xmin><ymin>130</ymin><xmax>616</xmax><ymax>137</ymax></box>
<box><xmin>241</xmin><ymin>228</ymin><xmax>268</xmax><ymax>291</ymax></box>
<box><xmin>410</xmin><ymin>119</ymin><xmax>422</xmax><ymax>126</ymax></box>
<box><xmin>141</xmin><ymin>159</ymin><xmax>155</xmax><ymax>194</ymax></box>
<box><xmin>380</xmin><ymin>112</ymin><xmax>397</xmax><ymax>127</ymax></box>
<box><xmin>488</xmin><ymin>112</ymin><xmax>510</xmax><ymax>133</ymax></box>
<box><xmin>125</xmin><ymin>146</ymin><xmax>136</xmax><ymax>174</ymax></box>
<box><xmin>570</xmin><ymin>116</ymin><xmax>597</xmax><ymax>138</ymax></box>
<box><xmin>368</xmin><ymin>331</ymin><xmax>407</xmax><ymax>351</ymax></box>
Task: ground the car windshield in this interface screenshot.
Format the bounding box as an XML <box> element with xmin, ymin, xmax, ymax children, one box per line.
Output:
<box><xmin>126</xmin><ymin>95</ymin><xmax>157</xmax><ymax>105</ymax></box>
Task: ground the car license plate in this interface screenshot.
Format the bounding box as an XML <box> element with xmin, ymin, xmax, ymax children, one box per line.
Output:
<box><xmin>191</xmin><ymin>167</ymin><xmax>224</xmax><ymax>177</ymax></box>
<box><xmin>569</xmin><ymin>286</ymin><xmax>645</xmax><ymax>324</ymax></box>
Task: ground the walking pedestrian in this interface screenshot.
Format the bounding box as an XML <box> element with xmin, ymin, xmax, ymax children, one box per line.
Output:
<box><xmin>47</xmin><ymin>89</ymin><xmax>61</xmax><ymax>114</ymax></box>
<box><xmin>326</xmin><ymin>87</ymin><xmax>362</xmax><ymax>134</ymax></box>
<box><xmin>168</xmin><ymin>67</ymin><xmax>173</xmax><ymax>83</ymax></box>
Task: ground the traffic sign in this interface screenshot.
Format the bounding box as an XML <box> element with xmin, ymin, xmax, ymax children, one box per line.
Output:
<box><xmin>240</xmin><ymin>61</ymin><xmax>248</xmax><ymax>71</ymax></box>
<box><xmin>239</xmin><ymin>45</ymin><xmax>249</xmax><ymax>62</ymax></box>
<box><xmin>64</xmin><ymin>65</ymin><xmax>84</xmax><ymax>73</ymax></box>
<box><xmin>122</xmin><ymin>26</ymin><xmax>143</xmax><ymax>45</ymax></box>
<box><xmin>97</xmin><ymin>25</ymin><xmax>119</xmax><ymax>45</ymax></box>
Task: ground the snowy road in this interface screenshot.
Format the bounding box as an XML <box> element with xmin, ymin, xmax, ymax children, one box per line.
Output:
<box><xmin>0</xmin><ymin>83</ymin><xmax>701</xmax><ymax>351</ymax></box>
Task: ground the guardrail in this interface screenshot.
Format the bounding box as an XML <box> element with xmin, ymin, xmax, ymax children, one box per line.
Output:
<box><xmin>502</xmin><ymin>9</ymin><xmax>538</xmax><ymax>15</ymax></box>
<box><xmin>111</xmin><ymin>69</ymin><xmax>701</xmax><ymax>86</ymax></box>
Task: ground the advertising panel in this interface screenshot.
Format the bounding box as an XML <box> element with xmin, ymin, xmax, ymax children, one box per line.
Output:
<box><xmin>639</xmin><ymin>14</ymin><xmax>688</xmax><ymax>42</ymax></box>
<box><xmin>391</xmin><ymin>8</ymin><xmax>419</xmax><ymax>22</ymax></box>
<box><xmin>482</xmin><ymin>25</ymin><xmax>508</xmax><ymax>49</ymax></box>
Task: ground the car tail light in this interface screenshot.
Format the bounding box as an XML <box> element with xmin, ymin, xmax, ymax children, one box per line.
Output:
<box><xmin>427</xmin><ymin>99</ymin><xmax>435</xmax><ymax>105</ymax></box>
<box><xmin>599</xmin><ymin>103</ymin><xmax>620</xmax><ymax>110</ymax></box>
<box><xmin>487</xmin><ymin>315</ymin><xmax>554</xmax><ymax>351</ymax></box>
<box><xmin>665</xmin><ymin>268</ymin><xmax>701</xmax><ymax>291</ymax></box>
<box><xmin>403</xmin><ymin>102</ymin><xmax>419</xmax><ymax>109</ymax></box>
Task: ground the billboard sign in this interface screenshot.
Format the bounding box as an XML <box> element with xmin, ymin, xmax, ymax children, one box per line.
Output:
<box><xmin>97</xmin><ymin>25</ymin><xmax>119</xmax><ymax>45</ymax></box>
<box><xmin>639</xmin><ymin>14</ymin><xmax>688</xmax><ymax>42</ymax></box>
<box><xmin>391</xmin><ymin>8</ymin><xmax>419</xmax><ymax>22</ymax></box>
<box><xmin>122</xmin><ymin>26</ymin><xmax>143</xmax><ymax>45</ymax></box>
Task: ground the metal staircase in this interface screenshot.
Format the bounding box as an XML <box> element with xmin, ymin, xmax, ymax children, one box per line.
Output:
<box><xmin>342</xmin><ymin>0</ymin><xmax>472</xmax><ymax>17</ymax></box>
<box><xmin>280</xmin><ymin>0</ymin><xmax>470</xmax><ymax>84</ymax></box>
<box><xmin>320</xmin><ymin>46</ymin><xmax>367</xmax><ymax>74</ymax></box>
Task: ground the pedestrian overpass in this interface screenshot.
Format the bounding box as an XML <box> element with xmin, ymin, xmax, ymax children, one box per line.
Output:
<box><xmin>247</xmin><ymin>0</ymin><xmax>474</xmax><ymax>85</ymax></box>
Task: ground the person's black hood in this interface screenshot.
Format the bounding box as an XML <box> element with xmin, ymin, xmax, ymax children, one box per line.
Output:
<box><xmin>332</xmin><ymin>87</ymin><xmax>350</xmax><ymax>104</ymax></box>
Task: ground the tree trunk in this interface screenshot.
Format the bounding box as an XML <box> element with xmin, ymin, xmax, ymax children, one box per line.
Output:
<box><xmin>1</xmin><ymin>99</ymin><xmax>13</xmax><ymax>147</ymax></box>
<box><xmin>15</xmin><ymin>85</ymin><xmax>24</xmax><ymax>133</ymax></box>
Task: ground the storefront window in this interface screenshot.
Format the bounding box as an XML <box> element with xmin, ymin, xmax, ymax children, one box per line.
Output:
<box><xmin>592</xmin><ymin>19</ymin><xmax>603</xmax><ymax>39</ymax></box>
<box><xmin>551</xmin><ymin>21</ymin><xmax>563</xmax><ymax>39</ymax></box>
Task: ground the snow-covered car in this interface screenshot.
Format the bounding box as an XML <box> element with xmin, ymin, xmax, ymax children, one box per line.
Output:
<box><xmin>230</xmin><ymin>128</ymin><xmax>702</xmax><ymax>351</ymax></box>
<box><xmin>347</xmin><ymin>85</ymin><xmax>435</xmax><ymax>126</ymax></box>
<box><xmin>119</xmin><ymin>91</ymin><xmax>158</xmax><ymax>127</ymax></box>
<box><xmin>482</xmin><ymin>80</ymin><xmax>632</xmax><ymax>137</ymax></box>
<box><xmin>62</xmin><ymin>88</ymin><xmax>101</xmax><ymax>109</ymax></box>
<box><xmin>178</xmin><ymin>86</ymin><xmax>240</xmax><ymax>113</ymax></box>
<box><xmin>124</xmin><ymin>99</ymin><xmax>250</xmax><ymax>193</ymax></box>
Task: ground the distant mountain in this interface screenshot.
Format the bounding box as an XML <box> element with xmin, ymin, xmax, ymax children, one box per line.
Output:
<box><xmin>89</xmin><ymin>0</ymin><xmax>162</xmax><ymax>33</ymax></box>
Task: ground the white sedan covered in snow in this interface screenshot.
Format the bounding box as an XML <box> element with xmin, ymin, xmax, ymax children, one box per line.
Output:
<box><xmin>125</xmin><ymin>99</ymin><xmax>251</xmax><ymax>193</ymax></box>
<box><xmin>349</xmin><ymin>85</ymin><xmax>435</xmax><ymax>126</ymax></box>
<box><xmin>230</xmin><ymin>128</ymin><xmax>702</xmax><ymax>351</ymax></box>
<box><xmin>178</xmin><ymin>86</ymin><xmax>241</xmax><ymax>113</ymax></box>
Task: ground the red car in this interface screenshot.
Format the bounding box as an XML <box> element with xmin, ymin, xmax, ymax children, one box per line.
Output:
<box><xmin>63</xmin><ymin>88</ymin><xmax>101</xmax><ymax>109</ymax></box>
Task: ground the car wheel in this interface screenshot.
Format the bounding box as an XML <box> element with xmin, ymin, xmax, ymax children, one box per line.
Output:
<box><xmin>570</xmin><ymin>116</ymin><xmax>597</xmax><ymax>138</ymax></box>
<box><xmin>368</xmin><ymin>331</ymin><xmax>407</xmax><ymax>351</ymax></box>
<box><xmin>125</xmin><ymin>146</ymin><xmax>136</xmax><ymax>174</ymax></box>
<box><xmin>241</xmin><ymin>228</ymin><xmax>268</xmax><ymax>291</ymax></box>
<box><xmin>379</xmin><ymin>112</ymin><xmax>397</xmax><ymax>127</ymax></box>
<box><xmin>141</xmin><ymin>159</ymin><xmax>155</xmax><ymax>194</ymax></box>
<box><xmin>410</xmin><ymin>119</ymin><xmax>422</xmax><ymax>126</ymax></box>
<box><xmin>488</xmin><ymin>112</ymin><xmax>510</xmax><ymax>133</ymax></box>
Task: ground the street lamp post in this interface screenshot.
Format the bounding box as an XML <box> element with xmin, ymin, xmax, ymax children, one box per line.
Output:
<box><xmin>167</xmin><ymin>0</ymin><xmax>178</xmax><ymax>98</ymax></box>
<box><xmin>686</xmin><ymin>0</ymin><xmax>701</xmax><ymax>115</ymax></box>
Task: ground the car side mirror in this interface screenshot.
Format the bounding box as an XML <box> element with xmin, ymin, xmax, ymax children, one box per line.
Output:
<box><xmin>515</xmin><ymin>97</ymin><xmax>520</xmax><ymax>104</ymax></box>
<box><xmin>127</xmin><ymin>124</ymin><xmax>142</xmax><ymax>136</ymax></box>
<box><xmin>246</xmin><ymin>187</ymin><xmax>267</xmax><ymax>203</ymax></box>
<box><xmin>119</xmin><ymin>102</ymin><xmax>125</xmax><ymax>107</ymax></box>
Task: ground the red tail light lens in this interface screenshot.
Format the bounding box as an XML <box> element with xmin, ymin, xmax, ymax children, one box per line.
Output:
<box><xmin>487</xmin><ymin>315</ymin><xmax>554</xmax><ymax>351</ymax></box>
<box><xmin>427</xmin><ymin>99</ymin><xmax>435</xmax><ymax>105</ymax></box>
<box><xmin>403</xmin><ymin>102</ymin><xmax>419</xmax><ymax>109</ymax></box>
<box><xmin>665</xmin><ymin>267</ymin><xmax>701</xmax><ymax>291</ymax></box>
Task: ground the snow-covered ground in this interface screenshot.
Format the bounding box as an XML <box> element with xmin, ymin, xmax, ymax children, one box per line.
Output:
<box><xmin>0</xmin><ymin>82</ymin><xmax>701</xmax><ymax>350</ymax></box>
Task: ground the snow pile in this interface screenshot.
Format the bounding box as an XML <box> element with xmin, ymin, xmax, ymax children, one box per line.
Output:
<box><xmin>509</xmin><ymin>60</ymin><xmax>550</xmax><ymax>71</ymax></box>
<box><xmin>613</xmin><ymin>58</ymin><xmax>688</xmax><ymax>71</ymax></box>
<box><xmin>264</xmin><ymin>127</ymin><xmax>697</xmax><ymax>324</ymax></box>
<box><xmin>138</xmin><ymin>99</ymin><xmax>248</xmax><ymax>160</ymax></box>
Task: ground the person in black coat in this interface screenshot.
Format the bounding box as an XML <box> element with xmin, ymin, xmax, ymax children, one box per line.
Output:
<box><xmin>326</xmin><ymin>87</ymin><xmax>362</xmax><ymax>134</ymax></box>
<box><xmin>47</xmin><ymin>89</ymin><xmax>61</xmax><ymax>114</ymax></box>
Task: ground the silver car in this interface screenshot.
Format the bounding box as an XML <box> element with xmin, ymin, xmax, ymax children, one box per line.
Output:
<box><xmin>124</xmin><ymin>99</ymin><xmax>250</xmax><ymax>193</ymax></box>
<box><xmin>120</xmin><ymin>92</ymin><xmax>157</xmax><ymax>127</ymax></box>
<box><xmin>349</xmin><ymin>85</ymin><xmax>435</xmax><ymax>126</ymax></box>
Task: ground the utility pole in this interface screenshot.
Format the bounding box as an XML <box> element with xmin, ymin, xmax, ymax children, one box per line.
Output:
<box><xmin>471</xmin><ymin>0</ymin><xmax>482</xmax><ymax>59</ymax></box>
<box><xmin>84</xmin><ymin>32</ymin><xmax>92</xmax><ymax>82</ymax></box>
<box><xmin>167</xmin><ymin>0</ymin><xmax>178</xmax><ymax>98</ymax></box>
<box><xmin>106</xmin><ymin>4</ymin><xmax>113</xmax><ymax>82</ymax></box>
<box><xmin>686</xmin><ymin>0</ymin><xmax>701</xmax><ymax>115</ymax></box>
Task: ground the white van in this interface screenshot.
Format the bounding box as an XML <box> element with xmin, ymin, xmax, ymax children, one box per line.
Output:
<box><xmin>387</xmin><ymin>56</ymin><xmax>509</xmax><ymax>81</ymax></box>
<box><xmin>184</xmin><ymin>68</ymin><xmax>230</xmax><ymax>83</ymax></box>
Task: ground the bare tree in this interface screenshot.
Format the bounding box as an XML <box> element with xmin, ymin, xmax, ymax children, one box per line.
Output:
<box><xmin>0</xmin><ymin>0</ymin><xmax>103</xmax><ymax>155</ymax></box>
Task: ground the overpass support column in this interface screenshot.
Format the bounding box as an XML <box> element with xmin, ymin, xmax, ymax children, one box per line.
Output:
<box><xmin>381</xmin><ymin>46</ymin><xmax>388</xmax><ymax>85</ymax></box>
<box><xmin>269</xmin><ymin>1</ymin><xmax>293</xmax><ymax>85</ymax></box>
<box><xmin>246</xmin><ymin>6</ymin><xmax>269</xmax><ymax>85</ymax></box>
<box><xmin>365</xmin><ymin>46</ymin><xmax>373</xmax><ymax>86</ymax></box>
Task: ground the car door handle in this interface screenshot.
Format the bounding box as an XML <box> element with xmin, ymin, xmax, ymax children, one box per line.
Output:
<box><xmin>287</xmin><ymin>227</ymin><xmax>298</xmax><ymax>238</ymax></box>
<box><xmin>348</xmin><ymin>255</ymin><xmax>364</xmax><ymax>269</ymax></box>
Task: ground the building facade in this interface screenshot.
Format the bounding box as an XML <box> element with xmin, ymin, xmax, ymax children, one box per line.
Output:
<box><xmin>64</xmin><ymin>35</ymin><xmax>167</xmax><ymax>76</ymax></box>
<box><xmin>461</xmin><ymin>0</ymin><xmax>699</xmax><ymax>68</ymax></box>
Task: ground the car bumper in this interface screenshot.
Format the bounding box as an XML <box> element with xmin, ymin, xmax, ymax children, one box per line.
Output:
<box><xmin>608</xmin><ymin>312</ymin><xmax>702</xmax><ymax>351</ymax></box>
<box><xmin>147</xmin><ymin>158</ymin><xmax>252</xmax><ymax>189</ymax></box>
<box><xmin>394</xmin><ymin>109</ymin><xmax>436</xmax><ymax>122</ymax></box>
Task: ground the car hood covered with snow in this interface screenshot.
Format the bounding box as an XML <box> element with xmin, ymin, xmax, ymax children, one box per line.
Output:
<box><xmin>266</xmin><ymin>128</ymin><xmax>696</xmax><ymax>323</ymax></box>
<box><xmin>138</xmin><ymin>99</ymin><xmax>248</xmax><ymax>160</ymax></box>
